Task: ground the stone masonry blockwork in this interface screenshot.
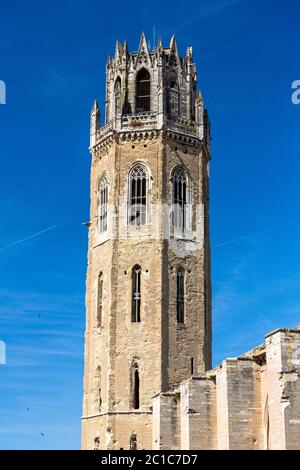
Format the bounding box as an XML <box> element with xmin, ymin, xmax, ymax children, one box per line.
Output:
<box><xmin>82</xmin><ymin>34</ymin><xmax>299</xmax><ymax>451</ymax></box>
<box><xmin>82</xmin><ymin>33</ymin><xmax>211</xmax><ymax>450</ymax></box>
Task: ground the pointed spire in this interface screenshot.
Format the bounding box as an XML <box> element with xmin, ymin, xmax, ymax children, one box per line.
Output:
<box><xmin>157</xmin><ymin>36</ymin><xmax>163</xmax><ymax>51</ymax></box>
<box><xmin>169</xmin><ymin>34</ymin><xmax>177</xmax><ymax>51</ymax></box>
<box><xmin>136</xmin><ymin>31</ymin><xmax>151</xmax><ymax>66</ymax></box>
<box><xmin>169</xmin><ymin>34</ymin><xmax>180</xmax><ymax>69</ymax></box>
<box><xmin>92</xmin><ymin>99</ymin><xmax>99</xmax><ymax>114</ymax></box>
<box><xmin>196</xmin><ymin>89</ymin><xmax>203</xmax><ymax>105</ymax></box>
<box><xmin>122</xmin><ymin>40</ymin><xmax>129</xmax><ymax>64</ymax></box>
<box><xmin>138</xmin><ymin>32</ymin><xmax>149</xmax><ymax>53</ymax></box>
<box><xmin>186</xmin><ymin>46</ymin><xmax>193</xmax><ymax>62</ymax></box>
<box><xmin>106</xmin><ymin>55</ymin><xmax>111</xmax><ymax>66</ymax></box>
<box><xmin>114</xmin><ymin>40</ymin><xmax>123</xmax><ymax>60</ymax></box>
<box><xmin>90</xmin><ymin>100</ymin><xmax>100</xmax><ymax>147</ymax></box>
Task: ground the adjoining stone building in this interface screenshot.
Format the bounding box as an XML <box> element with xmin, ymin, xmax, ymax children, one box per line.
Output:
<box><xmin>153</xmin><ymin>327</ymin><xmax>300</xmax><ymax>450</ymax></box>
<box><xmin>81</xmin><ymin>34</ymin><xmax>300</xmax><ymax>450</ymax></box>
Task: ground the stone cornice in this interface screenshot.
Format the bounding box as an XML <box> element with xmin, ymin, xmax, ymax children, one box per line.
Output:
<box><xmin>90</xmin><ymin>127</ymin><xmax>204</xmax><ymax>154</ymax></box>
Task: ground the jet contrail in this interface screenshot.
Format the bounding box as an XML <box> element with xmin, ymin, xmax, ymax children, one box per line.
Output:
<box><xmin>173</xmin><ymin>0</ymin><xmax>245</xmax><ymax>34</ymax></box>
<box><xmin>0</xmin><ymin>36</ymin><xmax>19</xmax><ymax>50</ymax></box>
<box><xmin>213</xmin><ymin>221</ymin><xmax>298</xmax><ymax>249</ymax></box>
<box><xmin>0</xmin><ymin>220</ymin><xmax>70</xmax><ymax>253</ymax></box>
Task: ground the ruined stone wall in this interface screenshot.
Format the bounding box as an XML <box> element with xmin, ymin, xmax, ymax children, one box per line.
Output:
<box><xmin>216</xmin><ymin>358</ymin><xmax>263</xmax><ymax>449</ymax></box>
<box><xmin>153</xmin><ymin>328</ymin><xmax>300</xmax><ymax>450</ymax></box>
<box><xmin>266</xmin><ymin>329</ymin><xmax>300</xmax><ymax>449</ymax></box>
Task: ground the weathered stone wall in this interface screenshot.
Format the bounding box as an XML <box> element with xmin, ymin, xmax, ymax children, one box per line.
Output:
<box><xmin>153</xmin><ymin>328</ymin><xmax>300</xmax><ymax>450</ymax></box>
<box><xmin>180</xmin><ymin>377</ymin><xmax>216</xmax><ymax>450</ymax></box>
<box><xmin>83</xmin><ymin>34</ymin><xmax>212</xmax><ymax>450</ymax></box>
<box><xmin>81</xmin><ymin>36</ymin><xmax>300</xmax><ymax>453</ymax></box>
<box><xmin>266</xmin><ymin>328</ymin><xmax>300</xmax><ymax>449</ymax></box>
<box><xmin>218</xmin><ymin>358</ymin><xmax>262</xmax><ymax>449</ymax></box>
<box><xmin>152</xmin><ymin>392</ymin><xmax>181</xmax><ymax>450</ymax></box>
<box><xmin>82</xmin><ymin>131</ymin><xmax>211</xmax><ymax>450</ymax></box>
<box><xmin>162</xmin><ymin>138</ymin><xmax>211</xmax><ymax>391</ymax></box>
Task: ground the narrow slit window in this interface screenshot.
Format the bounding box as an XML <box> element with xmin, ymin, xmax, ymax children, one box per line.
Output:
<box><xmin>130</xmin><ymin>433</ymin><xmax>138</xmax><ymax>450</ymax></box>
<box><xmin>97</xmin><ymin>272</ymin><xmax>103</xmax><ymax>327</ymax></box>
<box><xmin>131</xmin><ymin>265</ymin><xmax>141</xmax><ymax>322</ymax></box>
<box><xmin>133</xmin><ymin>366</ymin><xmax>140</xmax><ymax>409</ymax></box>
<box><xmin>95</xmin><ymin>365</ymin><xmax>102</xmax><ymax>412</ymax></box>
<box><xmin>94</xmin><ymin>437</ymin><xmax>100</xmax><ymax>450</ymax></box>
<box><xmin>114</xmin><ymin>77</ymin><xmax>121</xmax><ymax>117</ymax></box>
<box><xmin>176</xmin><ymin>267</ymin><xmax>185</xmax><ymax>323</ymax></box>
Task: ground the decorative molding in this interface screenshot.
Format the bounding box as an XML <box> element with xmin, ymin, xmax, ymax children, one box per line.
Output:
<box><xmin>120</xmin><ymin>129</ymin><xmax>159</xmax><ymax>142</ymax></box>
<box><xmin>164</xmin><ymin>130</ymin><xmax>200</xmax><ymax>147</ymax></box>
<box><xmin>91</xmin><ymin>134</ymin><xmax>114</xmax><ymax>161</ymax></box>
<box><xmin>90</xmin><ymin>127</ymin><xmax>203</xmax><ymax>151</ymax></box>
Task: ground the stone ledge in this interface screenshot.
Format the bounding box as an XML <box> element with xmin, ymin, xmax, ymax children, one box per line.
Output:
<box><xmin>82</xmin><ymin>410</ymin><xmax>152</xmax><ymax>420</ymax></box>
<box><xmin>265</xmin><ymin>326</ymin><xmax>300</xmax><ymax>338</ymax></box>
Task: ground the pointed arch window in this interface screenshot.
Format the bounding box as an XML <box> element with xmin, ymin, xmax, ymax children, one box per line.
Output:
<box><xmin>132</xmin><ymin>364</ymin><xmax>140</xmax><ymax>409</ymax></box>
<box><xmin>172</xmin><ymin>167</ymin><xmax>190</xmax><ymax>231</ymax></box>
<box><xmin>136</xmin><ymin>68</ymin><xmax>151</xmax><ymax>112</ymax></box>
<box><xmin>128</xmin><ymin>164</ymin><xmax>149</xmax><ymax>226</ymax></box>
<box><xmin>131</xmin><ymin>265</ymin><xmax>141</xmax><ymax>322</ymax></box>
<box><xmin>94</xmin><ymin>437</ymin><xmax>100</xmax><ymax>450</ymax></box>
<box><xmin>98</xmin><ymin>176</ymin><xmax>108</xmax><ymax>233</ymax></box>
<box><xmin>130</xmin><ymin>433</ymin><xmax>138</xmax><ymax>450</ymax></box>
<box><xmin>176</xmin><ymin>267</ymin><xmax>185</xmax><ymax>323</ymax></box>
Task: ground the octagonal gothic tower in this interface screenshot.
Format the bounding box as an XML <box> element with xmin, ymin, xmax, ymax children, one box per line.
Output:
<box><xmin>82</xmin><ymin>33</ymin><xmax>212</xmax><ymax>450</ymax></box>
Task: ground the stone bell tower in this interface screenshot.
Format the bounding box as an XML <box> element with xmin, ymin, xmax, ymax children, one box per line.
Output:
<box><xmin>82</xmin><ymin>33</ymin><xmax>212</xmax><ymax>450</ymax></box>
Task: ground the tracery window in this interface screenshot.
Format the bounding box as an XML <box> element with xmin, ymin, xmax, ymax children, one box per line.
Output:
<box><xmin>98</xmin><ymin>176</ymin><xmax>108</xmax><ymax>233</ymax></box>
<box><xmin>128</xmin><ymin>164</ymin><xmax>149</xmax><ymax>226</ymax></box>
<box><xmin>172</xmin><ymin>167</ymin><xmax>189</xmax><ymax>230</ymax></box>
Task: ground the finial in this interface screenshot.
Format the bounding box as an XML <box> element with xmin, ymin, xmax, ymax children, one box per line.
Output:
<box><xmin>114</xmin><ymin>40</ymin><xmax>123</xmax><ymax>59</ymax></box>
<box><xmin>92</xmin><ymin>99</ymin><xmax>99</xmax><ymax>113</ymax></box>
<box><xmin>186</xmin><ymin>46</ymin><xmax>192</xmax><ymax>58</ymax></box>
<box><xmin>138</xmin><ymin>31</ymin><xmax>147</xmax><ymax>50</ymax></box>
<box><xmin>169</xmin><ymin>34</ymin><xmax>177</xmax><ymax>51</ymax></box>
<box><xmin>196</xmin><ymin>89</ymin><xmax>203</xmax><ymax>104</ymax></box>
<box><xmin>90</xmin><ymin>99</ymin><xmax>100</xmax><ymax>146</ymax></box>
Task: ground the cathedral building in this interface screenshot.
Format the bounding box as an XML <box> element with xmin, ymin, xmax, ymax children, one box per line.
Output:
<box><xmin>82</xmin><ymin>34</ymin><xmax>300</xmax><ymax>450</ymax></box>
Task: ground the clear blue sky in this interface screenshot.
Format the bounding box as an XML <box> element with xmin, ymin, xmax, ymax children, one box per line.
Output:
<box><xmin>0</xmin><ymin>0</ymin><xmax>299</xmax><ymax>450</ymax></box>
